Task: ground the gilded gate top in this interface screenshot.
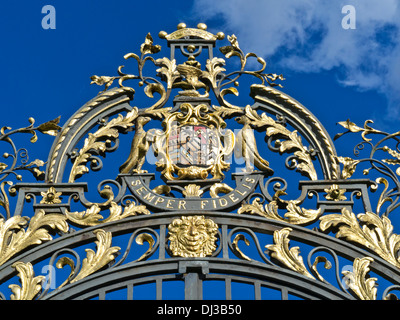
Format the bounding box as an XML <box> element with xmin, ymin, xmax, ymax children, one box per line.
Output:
<box><xmin>45</xmin><ymin>22</ymin><xmax>340</xmax><ymax>191</ymax></box>
<box><xmin>2</xmin><ymin>22</ymin><xmax>400</xmax><ymax>301</ymax></box>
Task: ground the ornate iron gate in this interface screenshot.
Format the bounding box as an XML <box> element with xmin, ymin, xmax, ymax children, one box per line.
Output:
<box><xmin>1</xmin><ymin>23</ymin><xmax>400</xmax><ymax>300</ymax></box>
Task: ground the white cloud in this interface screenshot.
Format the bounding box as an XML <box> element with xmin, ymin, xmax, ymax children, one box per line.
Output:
<box><xmin>193</xmin><ymin>0</ymin><xmax>400</xmax><ymax>120</ymax></box>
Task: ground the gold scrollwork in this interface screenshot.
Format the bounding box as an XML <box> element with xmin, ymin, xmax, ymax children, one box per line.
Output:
<box><xmin>65</xmin><ymin>201</ymin><xmax>150</xmax><ymax>227</ymax></box>
<box><xmin>69</xmin><ymin>107</ymin><xmax>139</xmax><ymax>183</ymax></box>
<box><xmin>168</xmin><ymin>215</ymin><xmax>218</xmax><ymax>258</ymax></box>
<box><xmin>9</xmin><ymin>261</ymin><xmax>45</xmax><ymax>300</ymax></box>
<box><xmin>232</xmin><ymin>234</ymin><xmax>251</xmax><ymax>261</ymax></box>
<box><xmin>135</xmin><ymin>233</ymin><xmax>155</xmax><ymax>262</ymax></box>
<box><xmin>238</xmin><ymin>196</ymin><xmax>321</xmax><ymax>226</ymax></box>
<box><xmin>6</xmin><ymin>229</ymin><xmax>119</xmax><ymax>300</ymax></box>
<box><xmin>0</xmin><ymin>210</ymin><xmax>69</xmax><ymax>266</ymax></box>
<box><xmin>320</xmin><ymin>208</ymin><xmax>400</xmax><ymax>269</ymax></box>
<box><xmin>342</xmin><ymin>257</ymin><xmax>377</xmax><ymax>300</ymax></box>
<box><xmin>266</xmin><ymin>227</ymin><xmax>315</xmax><ymax>279</ymax></box>
<box><xmin>241</xmin><ymin>105</ymin><xmax>317</xmax><ymax>180</ymax></box>
<box><xmin>70</xmin><ymin>229</ymin><xmax>120</xmax><ymax>283</ymax></box>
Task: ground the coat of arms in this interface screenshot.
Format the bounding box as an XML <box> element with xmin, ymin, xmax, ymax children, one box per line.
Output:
<box><xmin>150</xmin><ymin>102</ymin><xmax>235</xmax><ymax>181</ymax></box>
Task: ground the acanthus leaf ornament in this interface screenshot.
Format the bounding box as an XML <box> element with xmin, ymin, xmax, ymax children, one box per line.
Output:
<box><xmin>238</xmin><ymin>196</ymin><xmax>322</xmax><ymax>226</ymax></box>
<box><xmin>320</xmin><ymin>208</ymin><xmax>400</xmax><ymax>269</ymax></box>
<box><xmin>266</xmin><ymin>227</ymin><xmax>315</xmax><ymax>279</ymax></box>
<box><xmin>9</xmin><ymin>261</ymin><xmax>45</xmax><ymax>300</ymax></box>
<box><xmin>0</xmin><ymin>210</ymin><xmax>69</xmax><ymax>266</ymax></box>
<box><xmin>71</xmin><ymin>229</ymin><xmax>120</xmax><ymax>283</ymax></box>
<box><xmin>239</xmin><ymin>105</ymin><xmax>317</xmax><ymax>180</ymax></box>
<box><xmin>69</xmin><ymin>108</ymin><xmax>139</xmax><ymax>182</ymax></box>
<box><xmin>65</xmin><ymin>201</ymin><xmax>150</xmax><ymax>227</ymax></box>
<box><xmin>342</xmin><ymin>257</ymin><xmax>377</xmax><ymax>300</ymax></box>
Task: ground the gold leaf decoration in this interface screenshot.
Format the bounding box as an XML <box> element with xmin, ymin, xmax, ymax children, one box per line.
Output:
<box><xmin>40</xmin><ymin>186</ymin><xmax>62</xmax><ymax>204</ymax></box>
<box><xmin>65</xmin><ymin>201</ymin><xmax>150</xmax><ymax>227</ymax></box>
<box><xmin>311</xmin><ymin>256</ymin><xmax>332</xmax><ymax>283</ymax></box>
<box><xmin>168</xmin><ymin>216</ymin><xmax>218</xmax><ymax>258</ymax></box>
<box><xmin>242</xmin><ymin>106</ymin><xmax>317</xmax><ymax>180</ymax></box>
<box><xmin>135</xmin><ymin>233</ymin><xmax>155</xmax><ymax>262</ymax></box>
<box><xmin>324</xmin><ymin>184</ymin><xmax>347</xmax><ymax>201</ymax></box>
<box><xmin>342</xmin><ymin>257</ymin><xmax>377</xmax><ymax>300</ymax></box>
<box><xmin>182</xmin><ymin>184</ymin><xmax>203</xmax><ymax>198</ymax></box>
<box><xmin>320</xmin><ymin>208</ymin><xmax>400</xmax><ymax>268</ymax></box>
<box><xmin>232</xmin><ymin>234</ymin><xmax>251</xmax><ymax>261</ymax></box>
<box><xmin>382</xmin><ymin>146</ymin><xmax>400</xmax><ymax>176</ymax></box>
<box><xmin>37</xmin><ymin>116</ymin><xmax>61</xmax><ymax>136</ymax></box>
<box><xmin>336</xmin><ymin>156</ymin><xmax>360</xmax><ymax>179</ymax></box>
<box><xmin>238</xmin><ymin>197</ymin><xmax>321</xmax><ymax>226</ymax></box>
<box><xmin>140</xmin><ymin>33</ymin><xmax>161</xmax><ymax>55</ymax></box>
<box><xmin>9</xmin><ymin>262</ymin><xmax>45</xmax><ymax>300</ymax></box>
<box><xmin>155</xmin><ymin>57</ymin><xmax>180</xmax><ymax>89</ymax></box>
<box><xmin>68</xmin><ymin>108</ymin><xmax>139</xmax><ymax>182</ymax></box>
<box><xmin>266</xmin><ymin>227</ymin><xmax>314</xmax><ymax>279</ymax></box>
<box><xmin>0</xmin><ymin>163</ymin><xmax>8</xmax><ymax>173</ymax></box>
<box><xmin>0</xmin><ymin>210</ymin><xmax>69</xmax><ymax>266</ymax></box>
<box><xmin>334</xmin><ymin>119</ymin><xmax>382</xmax><ymax>142</ymax></box>
<box><xmin>71</xmin><ymin>229</ymin><xmax>120</xmax><ymax>283</ymax></box>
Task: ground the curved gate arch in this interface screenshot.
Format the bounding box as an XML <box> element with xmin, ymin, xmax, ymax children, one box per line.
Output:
<box><xmin>1</xmin><ymin>23</ymin><xmax>400</xmax><ymax>301</ymax></box>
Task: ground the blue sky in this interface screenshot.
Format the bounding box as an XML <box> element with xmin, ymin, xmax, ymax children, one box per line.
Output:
<box><xmin>0</xmin><ymin>1</ymin><xmax>398</xmax><ymax>150</ymax></box>
<box><xmin>1</xmin><ymin>0</ymin><xmax>400</xmax><ymax>300</ymax></box>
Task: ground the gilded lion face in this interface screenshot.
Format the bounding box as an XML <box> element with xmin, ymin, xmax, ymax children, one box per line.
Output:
<box><xmin>168</xmin><ymin>216</ymin><xmax>218</xmax><ymax>257</ymax></box>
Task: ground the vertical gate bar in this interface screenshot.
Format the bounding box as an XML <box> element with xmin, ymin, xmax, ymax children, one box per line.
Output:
<box><xmin>222</xmin><ymin>224</ymin><xmax>229</xmax><ymax>259</ymax></box>
<box><xmin>156</xmin><ymin>279</ymin><xmax>162</xmax><ymax>300</ymax></box>
<box><xmin>225</xmin><ymin>278</ymin><xmax>231</xmax><ymax>300</ymax></box>
<box><xmin>159</xmin><ymin>225</ymin><xmax>166</xmax><ymax>260</ymax></box>
<box><xmin>254</xmin><ymin>281</ymin><xmax>261</xmax><ymax>300</ymax></box>
<box><xmin>184</xmin><ymin>273</ymin><xmax>202</xmax><ymax>300</ymax></box>
<box><xmin>127</xmin><ymin>283</ymin><xmax>133</xmax><ymax>300</ymax></box>
<box><xmin>281</xmin><ymin>288</ymin><xmax>288</xmax><ymax>300</ymax></box>
<box><xmin>98</xmin><ymin>290</ymin><xmax>106</xmax><ymax>300</ymax></box>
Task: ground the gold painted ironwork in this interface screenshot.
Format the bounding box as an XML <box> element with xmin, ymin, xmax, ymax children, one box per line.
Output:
<box><xmin>159</xmin><ymin>23</ymin><xmax>225</xmax><ymax>41</ymax></box>
<box><xmin>324</xmin><ymin>184</ymin><xmax>347</xmax><ymax>202</ymax></box>
<box><xmin>119</xmin><ymin>116</ymin><xmax>152</xmax><ymax>174</ymax></box>
<box><xmin>47</xmin><ymin>87</ymin><xmax>134</xmax><ymax>183</ymax></box>
<box><xmin>168</xmin><ymin>215</ymin><xmax>218</xmax><ymax>257</ymax></box>
<box><xmin>2</xmin><ymin>23</ymin><xmax>400</xmax><ymax>301</ymax></box>
<box><xmin>240</xmin><ymin>105</ymin><xmax>317</xmax><ymax>180</ymax></box>
<box><xmin>0</xmin><ymin>210</ymin><xmax>68</xmax><ymax>266</ymax></box>
<box><xmin>182</xmin><ymin>184</ymin><xmax>203</xmax><ymax>198</ymax></box>
<box><xmin>266</xmin><ymin>227</ymin><xmax>315</xmax><ymax>279</ymax></box>
<box><xmin>232</xmin><ymin>234</ymin><xmax>251</xmax><ymax>261</ymax></box>
<box><xmin>65</xmin><ymin>200</ymin><xmax>150</xmax><ymax>227</ymax></box>
<box><xmin>320</xmin><ymin>208</ymin><xmax>400</xmax><ymax>269</ymax></box>
<box><xmin>70</xmin><ymin>229</ymin><xmax>120</xmax><ymax>283</ymax></box>
<box><xmin>151</xmin><ymin>103</ymin><xmax>235</xmax><ymax>181</ymax></box>
<box><xmin>9</xmin><ymin>262</ymin><xmax>45</xmax><ymax>300</ymax></box>
<box><xmin>238</xmin><ymin>195</ymin><xmax>322</xmax><ymax>225</ymax></box>
<box><xmin>135</xmin><ymin>233</ymin><xmax>155</xmax><ymax>262</ymax></box>
<box><xmin>342</xmin><ymin>257</ymin><xmax>377</xmax><ymax>300</ymax></box>
<box><xmin>209</xmin><ymin>183</ymin><xmax>233</xmax><ymax>198</ymax></box>
<box><xmin>69</xmin><ymin>108</ymin><xmax>139</xmax><ymax>182</ymax></box>
<box><xmin>40</xmin><ymin>186</ymin><xmax>62</xmax><ymax>204</ymax></box>
<box><xmin>235</xmin><ymin>112</ymin><xmax>274</xmax><ymax>174</ymax></box>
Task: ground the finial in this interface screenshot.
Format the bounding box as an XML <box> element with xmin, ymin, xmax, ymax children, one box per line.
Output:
<box><xmin>158</xmin><ymin>23</ymin><xmax>224</xmax><ymax>41</ymax></box>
